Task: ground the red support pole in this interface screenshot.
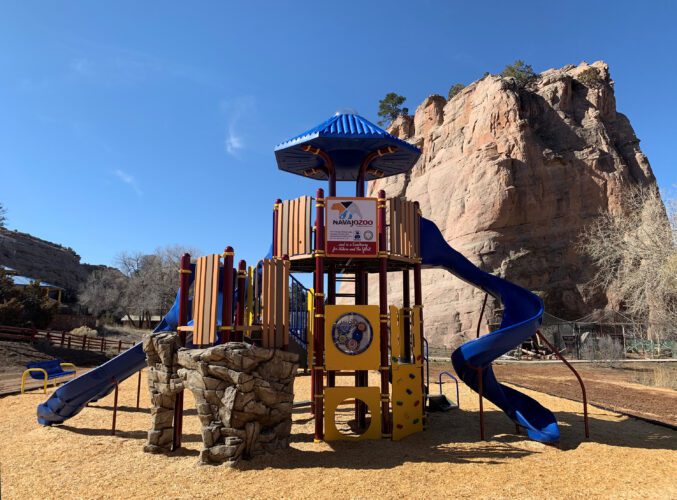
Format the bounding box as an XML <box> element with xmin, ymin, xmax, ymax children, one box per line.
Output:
<box><xmin>136</xmin><ymin>369</ymin><xmax>142</xmax><ymax>409</ymax></box>
<box><xmin>313</xmin><ymin>188</ymin><xmax>326</xmax><ymax>441</ymax></box>
<box><xmin>273</xmin><ymin>199</ymin><xmax>281</xmax><ymax>258</ymax></box>
<box><xmin>111</xmin><ymin>378</ymin><xmax>119</xmax><ymax>436</ymax></box>
<box><xmin>222</xmin><ymin>247</ymin><xmax>235</xmax><ymax>344</ymax></box>
<box><xmin>414</xmin><ymin>260</ymin><xmax>425</xmax><ymax>416</ymax></box>
<box><xmin>177</xmin><ymin>253</ymin><xmax>191</xmax><ymax>346</ymax></box>
<box><xmin>173</xmin><ymin>252</ymin><xmax>191</xmax><ymax>451</ymax></box>
<box><xmin>477</xmin><ymin>367</ymin><xmax>485</xmax><ymax>440</ymax></box>
<box><xmin>536</xmin><ymin>329</ymin><xmax>589</xmax><ymax>438</ymax></box>
<box><xmin>235</xmin><ymin>260</ymin><xmax>247</xmax><ymax>343</ymax></box>
<box><xmin>327</xmin><ymin>263</ymin><xmax>336</xmax><ymax>389</ymax></box>
<box><xmin>402</xmin><ymin>269</ymin><xmax>411</xmax><ymax>362</ymax></box>
<box><xmin>377</xmin><ymin>190</ymin><xmax>391</xmax><ymax>436</ymax></box>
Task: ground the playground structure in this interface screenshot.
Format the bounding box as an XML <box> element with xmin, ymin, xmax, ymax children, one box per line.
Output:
<box><xmin>34</xmin><ymin>111</ymin><xmax>597</xmax><ymax>459</ymax></box>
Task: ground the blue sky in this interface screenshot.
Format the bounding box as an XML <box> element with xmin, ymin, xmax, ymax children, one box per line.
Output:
<box><xmin>1</xmin><ymin>1</ymin><xmax>676</xmax><ymax>267</ymax></box>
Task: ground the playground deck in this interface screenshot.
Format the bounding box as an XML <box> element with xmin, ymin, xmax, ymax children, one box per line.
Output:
<box><xmin>1</xmin><ymin>371</ymin><xmax>674</xmax><ymax>499</ymax></box>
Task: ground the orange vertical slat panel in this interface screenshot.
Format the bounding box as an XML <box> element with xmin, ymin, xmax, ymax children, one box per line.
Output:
<box><xmin>281</xmin><ymin>200</ymin><xmax>289</xmax><ymax>258</ymax></box>
<box><xmin>291</xmin><ymin>198</ymin><xmax>298</xmax><ymax>256</ymax></box>
<box><xmin>273</xmin><ymin>260</ymin><xmax>283</xmax><ymax>348</ymax></box>
<box><xmin>208</xmin><ymin>255</ymin><xmax>220</xmax><ymax>344</ymax></box>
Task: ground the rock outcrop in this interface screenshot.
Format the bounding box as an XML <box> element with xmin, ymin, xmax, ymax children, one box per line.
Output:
<box><xmin>367</xmin><ymin>61</ymin><xmax>656</xmax><ymax>349</ymax></box>
<box><xmin>0</xmin><ymin>227</ymin><xmax>104</xmax><ymax>298</ymax></box>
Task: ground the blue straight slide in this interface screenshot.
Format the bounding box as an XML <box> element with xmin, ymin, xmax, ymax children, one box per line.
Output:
<box><xmin>420</xmin><ymin>217</ymin><xmax>560</xmax><ymax>443</ymax></box>
<box><xmin>36</xmin><ymin>342</ymin><xmax>147</xmax><ymax>425</ymax></box>
<box><xmin>35</xmin><ymin>289</ymin><xmax>190</xmax><ymax>425</ymax></box>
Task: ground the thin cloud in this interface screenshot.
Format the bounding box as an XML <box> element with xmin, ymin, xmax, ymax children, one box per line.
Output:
<box><xmin>113</xmin><ymin>169</ymin><xmax>143</xmax><ymax>196</ymax></box>
<box><xmin>221</xmin><ymin>96</ymin><xmax>255</xmax><ymax>158</ymax></box>
<box><xmin>225</xmin><ymin>126</ymin><xmax>244</xmax><ymax>155</ymax></box>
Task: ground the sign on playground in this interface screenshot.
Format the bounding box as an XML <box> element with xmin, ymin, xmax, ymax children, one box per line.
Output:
<box><xmin>325</xmin><ymin>197</ymin><xmax>378</xmax><ymax>257</ymax></box>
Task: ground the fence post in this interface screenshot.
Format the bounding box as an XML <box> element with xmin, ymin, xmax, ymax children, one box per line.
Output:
<box><xmin>60</xmin><ymin>331</ymin><xmax>65</xmax><ymax>347</ymax></box>
<box><xmin>82</xmin><ymin>334</ymin><xmax>87</xmax><ymax>350</ymax></box>
<box><xmin>118</xmin><ymin>339</ymin><xmax>122</xmax><ymax>353</ymax></box>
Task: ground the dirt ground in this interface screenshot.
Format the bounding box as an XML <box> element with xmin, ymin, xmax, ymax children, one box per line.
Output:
<box><xmin>0</xmin><ymin>371</ymin><xmax>675</xmax><ymax>499</ymax></box>
<box><xmin>492</xmin><ymin>362</ymin><xmax>677</xmax><ymax>427</ymax></box>
<box><xmin>0</xmin><ymin>341</ymin><xmax>111</xmax><ymax>373</ymax></box>
<box><xmin>0</xmin><ymin>341</ymin><xmax>124</xmax><ymax>395</ymax></box>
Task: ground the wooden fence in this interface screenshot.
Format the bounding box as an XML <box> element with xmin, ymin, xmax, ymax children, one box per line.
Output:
<box><xmin>0</xmin><ymin>325</ymin><xmax>136</xmax><ymax>353</ymax></box>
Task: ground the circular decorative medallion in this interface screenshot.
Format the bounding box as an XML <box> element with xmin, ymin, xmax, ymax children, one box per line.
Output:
<box><xmin>331</xmin><ymin>312</ymin><xmax>374</xmax><ymax>356</ymax></box>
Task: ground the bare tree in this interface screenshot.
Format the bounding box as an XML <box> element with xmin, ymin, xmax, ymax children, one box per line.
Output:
<box><xmin>115</xmin><ymin>245</ymin><xmax>199</xmax><ymax>328</ymax></box>
<box><xmin>579</xmin><ymin>186</ymin><xmax>677</xmax><ymax>342</ymax></box>
<box><xmin>79</xmin><ymin>268</ymin><xmax>127</xmax><ymax>318</ymax></box>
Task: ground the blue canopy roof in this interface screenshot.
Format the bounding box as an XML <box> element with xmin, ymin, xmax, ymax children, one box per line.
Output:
<box><xmin>274</xmin><ymin>113</ymin><xmax>421</xmax><ymax>181</ymax></box>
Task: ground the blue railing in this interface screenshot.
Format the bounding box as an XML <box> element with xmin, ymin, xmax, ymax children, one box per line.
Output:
<box><xmin>289</xmin><ymin>274</ymin><xmax>311</xmax><ymax>350</ymax></box>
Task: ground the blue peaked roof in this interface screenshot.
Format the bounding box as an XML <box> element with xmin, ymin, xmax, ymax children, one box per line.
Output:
<box><xmin>274</xmin><ymin>113</ymin><xmax>421</xmax><ymax>181</ymax></box>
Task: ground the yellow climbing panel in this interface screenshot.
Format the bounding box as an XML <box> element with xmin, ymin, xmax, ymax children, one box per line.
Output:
<box><xmin>324</xmin><ymin>386</ymin><xmax>382</xmax><ymax>441</ymax></box>
<box><xmin>389</xmin><ymin>305</ymin><xmax>405</xmax><ymax>363</ymax></box>
<box><xmin>391</xmin><ymin>363</ymin><xmax>424</xmax><ymax>441</ymax></box>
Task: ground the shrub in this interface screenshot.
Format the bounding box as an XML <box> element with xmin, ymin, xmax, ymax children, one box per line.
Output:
<box><xmin>500</xmin><ymin>60</ymin><xmax>537</xmax><ymax>89</ymax></box>
<box><xmin>20</xmin><ymin>282</ymin><xmax>58</xmax><ymax>328</ymax></box>
<box><xmin>578</xmin><ymin>67</ymin><xmax>603</xmax><ymax>89</ymax></box>
<box><xmin>0</xmin><ymin>298</ymin><xmax>24</xmax><ymax>326</ymax></box>
<box><xmin>448</xmin><ymin>83</ymin><xmax>465</xmax><ymax>100</ymax></box>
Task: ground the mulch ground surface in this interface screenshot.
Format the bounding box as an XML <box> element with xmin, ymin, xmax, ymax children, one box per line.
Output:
<box><xmin>1</xmin><ymin>370</ymin><xmax>675</xmax><ymax>499</ymax></box>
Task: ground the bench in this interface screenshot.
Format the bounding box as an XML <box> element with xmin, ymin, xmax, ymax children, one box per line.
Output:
<box><xmin>21</xmin><ymin>360</ymin><xmax>77</xmax><ymax>394</ymax></box>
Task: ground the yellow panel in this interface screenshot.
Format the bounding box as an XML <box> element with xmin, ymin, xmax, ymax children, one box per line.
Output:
<box><xmin>307</xmin><ymin>289</ymin><xmax>314</xmax><ymax>368</ymax></box>
<box><xmin>411</xmin><ymin>305</ymin><xmax>423</xmax><ymax>367</ymax></box>
<box><xmin>324</xmin><ymin>386</ymin><xmax>382</xmax><ymax>441</ymax></box>
<box><xmin>389</xmin><ymin>305</ymin><xmax>402</xmax><ymax>364</ymax></box>
<box><xmin>391</xmin><ymin>364</ymin><xmax>424</xmax><ymax>441</ymax></box>
<box><xmin>325</xmin><ymin>305</ymin><xmax>380</xmax><ymax>371</ymax></box>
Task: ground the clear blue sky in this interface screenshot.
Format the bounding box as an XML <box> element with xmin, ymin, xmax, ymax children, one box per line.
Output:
<box><xmin>1</xmin><ymin>1</ymin><xmax>675</xmax><ymax>267</ymax></box>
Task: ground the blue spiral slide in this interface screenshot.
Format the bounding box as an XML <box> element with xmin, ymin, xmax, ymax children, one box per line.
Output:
<box><xmin>420</xmin><ymin>217</ymin><xmax>560</xmax><ymax>443</ymax></box>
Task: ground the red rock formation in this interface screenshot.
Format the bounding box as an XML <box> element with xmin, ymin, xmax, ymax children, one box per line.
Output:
<box><xmin>367</xmin><ymin>61</ymin><xmax>656</xmax><ymax>349</ymax></box>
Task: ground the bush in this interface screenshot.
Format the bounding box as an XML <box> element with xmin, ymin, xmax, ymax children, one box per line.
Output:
<box><xmin>448</xmin><ymin>83</ymin><xmax>465</xmax><ymax>100</ymax></box>
<box><xmin>596</xmin><ymin>336</ymin><xmax>625</xmax><ymax>367</ymax></box>
<box><xmin>0</xmin><ymin>298</ymin><xmax>24</xmax><ymax>326</ymax></box>
<box><xmin>578</xmin><ymin>67</ymin><xmax>603</xmax><ymax>89</ymax></box>
<box><xmin>500</xmin><ymin>60</ymin><xmax>536</xmax><ymax>89</ymax></box>
<box><xmin>20</xmin><ymin>282</ymin><xmax>58</xmax><ymax>328</ymax></box>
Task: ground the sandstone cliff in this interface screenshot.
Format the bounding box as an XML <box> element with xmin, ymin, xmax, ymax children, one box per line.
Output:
<box><xmin>0</xmin><ymin>228</ymin><xmax>101</xmax><ymax>299</ymax></box>
<box><xmin>367</xmin><ymin>61</ymin><xmax>656</xmax><ymax>349</ymax></box>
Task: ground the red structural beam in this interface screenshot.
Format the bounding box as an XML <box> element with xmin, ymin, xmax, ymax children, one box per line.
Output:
<box><xmin>377</xmin><ymin>189</ymin><xmax>391</xmax><ymax>436</ymax></box>
<box><xmin>235</xmin><ymin>259</ymin><xmax>247</xmax><ymax>343</ymax></box>
<box><xmin>273</xmin><ymin>199</ymin><xmax>281</xmax><ymax>258</ymax></box>
<box><xmin>173</xmin><ymin>252</ymin><xmax>191</xmax><ymax>451</ymax></box>
<box><xmin>313</xmin><ymin>188</ymin><xmax>326</xmax><ymax>441</ymax></box>
<box><xmin>222</xmin><ymin>247</ymin><xmax>235</xmax><ymax>344</ymax></box>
